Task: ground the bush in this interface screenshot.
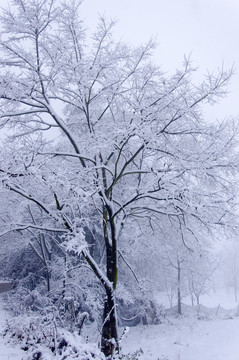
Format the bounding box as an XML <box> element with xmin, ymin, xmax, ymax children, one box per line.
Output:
<box><xmin>3</xmin><ymin>314</ymin><xmax>105</xmax><ymax>360</ymax></box>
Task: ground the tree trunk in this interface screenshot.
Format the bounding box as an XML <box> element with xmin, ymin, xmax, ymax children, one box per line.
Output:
<box><xmin>234</xmin><ymin>278</ymin><xmax>238</xmax><ymax>302</ymax></box>
<box><xmin>233</xmin><ymin>257</ymin><xmax>238</xmax><ymax>302</ymax></box>
<box><xmin>101</xmin><ymin>287</ymin><xmax>119</xmax><ymax>357</ymax></box>
<box><xmin>188</xmin><ymin>278</ymin><xmax>194</xmax><ymax>306</ymax></box>
<box><xmin>101</xmin><ymin>206</ymin><xmax>119</xmax><ymax>357</ymax></box>
<box><xmin>62</xmin><ymin>255</ymin><xmax>67</xmax><ymax>301</ymax></box>
<box><xmin>191</xmin><ymin>294</ymin><xmax>194</xmax><ymax>307</ymax></box>
<box><xmin>177</xmin><ymin>259</ymin><xmax>182</xmax><ymax>315</ymax></box>
<box><xmin>46</xmin><ymin>267</ymin><xmax>51</xmax><ymax>293</ymax></box>
<box><xmin>177</xmin><ymin>287</ymin><xmax>182</xmax><ymax>315</ymax></box>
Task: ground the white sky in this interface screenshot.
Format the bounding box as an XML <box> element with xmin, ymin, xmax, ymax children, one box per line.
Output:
<box><xmin>1</xmin><ymin>0</ymin><xmax>239</xmax><ymax>120</ymax></box>
<box><xmin>80</xmin><ymin>0</ymin><xmax>239</xmax><ymax>121</ymax></box>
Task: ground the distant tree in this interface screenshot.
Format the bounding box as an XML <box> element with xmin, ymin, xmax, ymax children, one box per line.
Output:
<box><xmin>148</xmin><ymin>219</ymin><xmax>223</xmax><ymax>314</ymax></box>
<box><xmin>157</xmin><ymin>223</ymin><xmax>189</xmax><ymax>315</ymax></box>
<box><xmin>0</xmin><ymin>0</ymin><xmax>238</xmax><ymax>356</ymax></box>
<box><xmin>221</xmin><ymin>239</ymin><xmax>239</xmax><ymax>302</ymax></box>
<box><xmin>187</xmin><ymin>250</ymin><xmax>220</xmax><ymax>306</ymax></box>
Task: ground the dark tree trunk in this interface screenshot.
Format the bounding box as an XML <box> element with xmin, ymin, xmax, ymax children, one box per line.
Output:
<box><xmin>46</xmin><ymin>268</ymin><xmax>51</xmax><ymax>293</ymax></box>
<box><xmin>101</xmin><ymin>288</ymin><xmax>119</xmax><ymax>357</ymax></box>
<box><xmin>100</xmin><ymin>206</ymin><xmax>119</xmax><ymax>357</ymax></box>
<box><xmin>62</xmin><ymin>255</ymin><xmax>67</xmax><ymax>301</ymax></box>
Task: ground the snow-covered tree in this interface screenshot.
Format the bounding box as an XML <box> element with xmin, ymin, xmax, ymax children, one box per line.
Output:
<box><xmin>0</xmin><ymin>0</ymin><xmax>239</xmax><ymax>356</ymax></box>
<box><xmin>187</xmin><ymin>249</ymin><xmax>219</xmax><ymax>306</ymax></box>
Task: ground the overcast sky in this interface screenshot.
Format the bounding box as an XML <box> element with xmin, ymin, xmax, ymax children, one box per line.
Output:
<box><xmin>80</xmin><ymin>0</ymin><xmax>239</xmax><ymax>121</ymax></box>
<box><xmin>1</xmin><ymin>0</ymin><xmax>238</xmax><ymax>121</ymax></box>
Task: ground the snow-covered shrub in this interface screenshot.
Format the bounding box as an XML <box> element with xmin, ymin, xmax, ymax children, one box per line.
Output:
<box><xmin>117</xmin><ymin>292</ymin><xmax>163</xmax><ymax>327</ymax></box>
<box><xmin>2</xmin><ymin>315</ymin><xmax>105</xmax><ymax>359</ymax></box>
<box><xmin>1</xmin><ymin>242</ymin><xmax>45</xmax><ymax>287</ymax></box>
<box><xmin>5</xmin><ymin>286</ymin><xmax>52</xmax><ymax>315</ymax></box>
<box><xmin>52</xmin><ymin>295</ymin><xmax>90</xmax><ymax>334</ymax></box>
<box><xmin>5</xmin><ymin>285</ymin><xmax>92</xmax><ymax>338</ymax></box>
<box><xmin>112</xmin><ymin>348</ymin><xmax>143</xmax><ymax>360</ymax></box>
<box><xmin>2</xmin><ymin>314</ymin><xmax>57</xmax><ymax>353</ymax></box>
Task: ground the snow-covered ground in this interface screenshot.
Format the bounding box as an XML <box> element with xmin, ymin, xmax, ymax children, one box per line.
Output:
<box><xmin>121</xmin><ymin>316</ymin><xmax>239</xmax><ymax>360</ymax></box>
<box><xmin>121</xmin><ymin>288</ymin><xmax>239</xmax><ymax>360</ymax></box>
<box><xmin>1</xmin><ymin>289</ymin><xmax>239</xmax><ymax>359</ymax></box>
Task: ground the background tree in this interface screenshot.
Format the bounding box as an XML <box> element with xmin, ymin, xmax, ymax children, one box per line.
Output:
<box><xmin>221</xmin><ymin>238</ymin><xmax>239</xmax><ymax>302</ymax></box>
<box><xmin>187</xmin><ymin>249</ymin><xmax>220</xmax><ymax>306</ymax></box>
